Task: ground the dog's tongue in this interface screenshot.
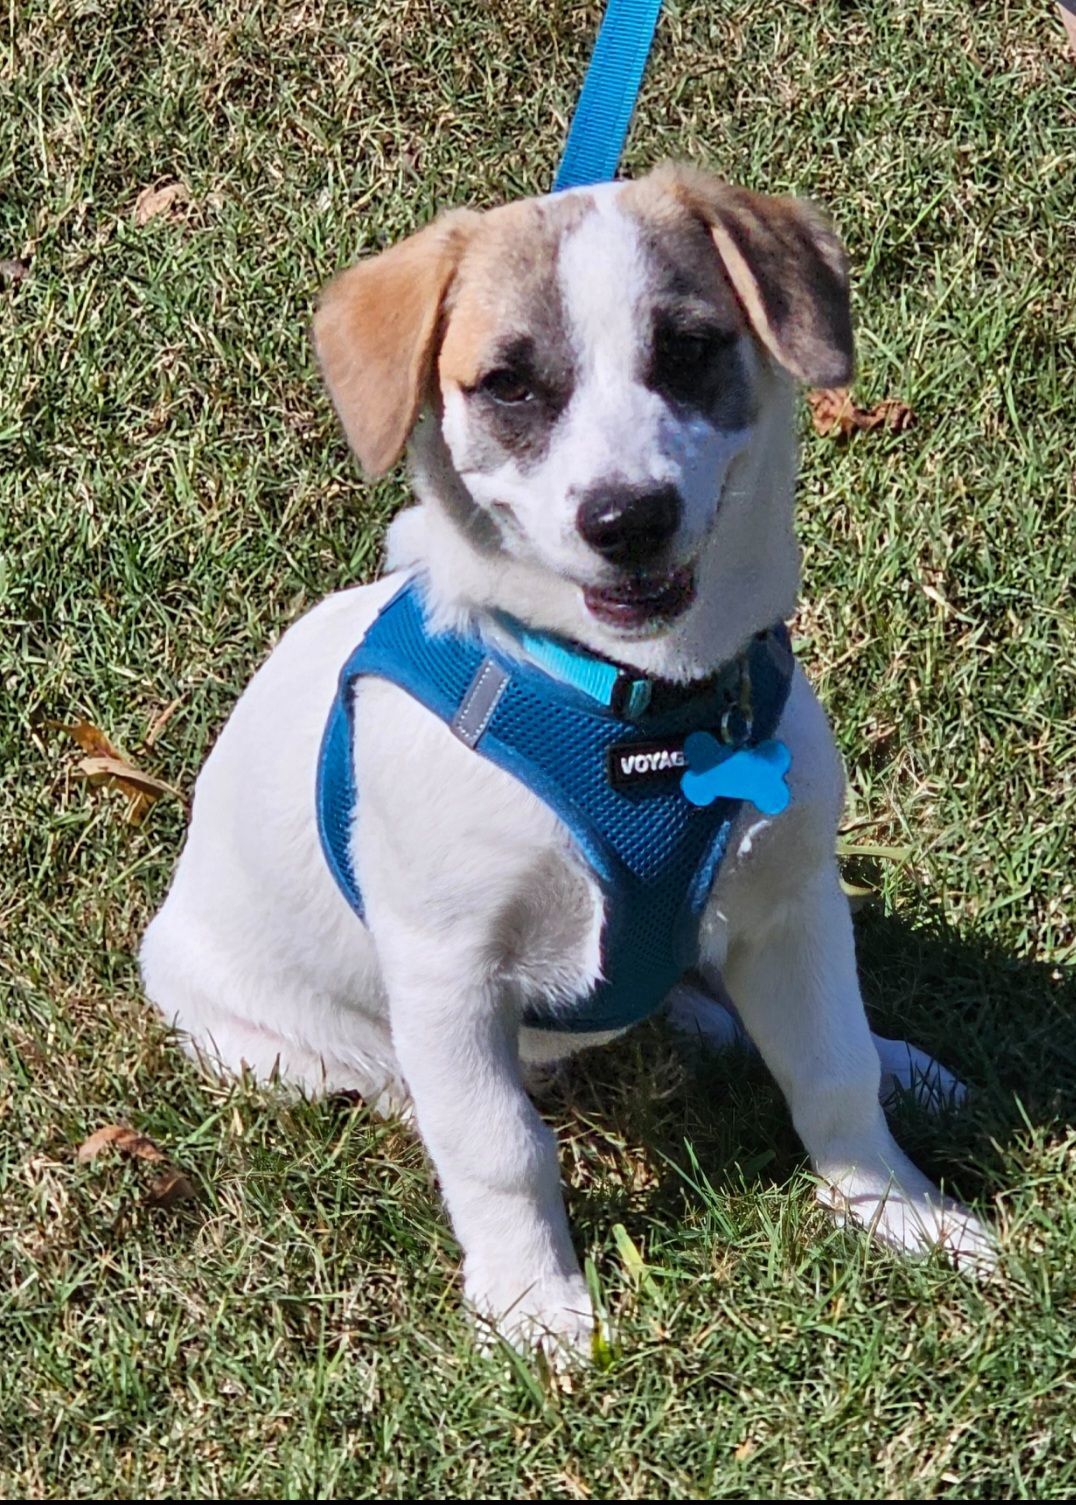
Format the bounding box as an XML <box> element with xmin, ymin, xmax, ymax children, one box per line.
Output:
<box><xmin>582</xmin><ymin>568</ymin><xmax>695</xmax><ymax>629</ymax></box>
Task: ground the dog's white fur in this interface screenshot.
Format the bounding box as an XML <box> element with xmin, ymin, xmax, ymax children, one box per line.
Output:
<box><xmin>141</xmin><ymin>170</ymin><xmax>993</xmax><ymax>1356</ymax></box>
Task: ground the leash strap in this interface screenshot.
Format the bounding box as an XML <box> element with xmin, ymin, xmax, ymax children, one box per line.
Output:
<box><xmin>553</xmin><ymin>0</ymin><xmax>665</xmax><ymax>191</ymax></box>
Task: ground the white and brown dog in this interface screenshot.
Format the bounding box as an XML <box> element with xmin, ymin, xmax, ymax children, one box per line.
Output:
<box><xmin>141</xmin><ymin>164</ymin><xmax>994</xmax><ymax>1356</ymax></box>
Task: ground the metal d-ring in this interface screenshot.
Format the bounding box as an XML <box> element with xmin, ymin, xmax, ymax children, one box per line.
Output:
<box><xmin>719</xmin><ymin>658</ymin><xmax>754</xmax><ymax>745</ymax></box>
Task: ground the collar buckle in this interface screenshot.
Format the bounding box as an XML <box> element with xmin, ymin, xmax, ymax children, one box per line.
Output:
<box><xmin>610</xmin><ymin>671</ymin><xmax>652</xmax><ymax>721</ymax></box>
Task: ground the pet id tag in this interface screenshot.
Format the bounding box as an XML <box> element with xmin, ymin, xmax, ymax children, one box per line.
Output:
<box><xmin>679</xmin><ymin>731</ymin><xmax>792</xmax><ymax>815</ymax></box>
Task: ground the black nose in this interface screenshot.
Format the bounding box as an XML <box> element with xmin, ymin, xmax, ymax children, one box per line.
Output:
<box><xmin>575</xmin><ymin>483</ymin><xmax>682</xmax><ymax>567</ymax></box>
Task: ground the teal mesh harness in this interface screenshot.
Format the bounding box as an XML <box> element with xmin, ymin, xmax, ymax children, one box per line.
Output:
<box><xmin>317</xmin><ymin>577</ymin><xmax>794</xmax><ymax>1034</ymax></box>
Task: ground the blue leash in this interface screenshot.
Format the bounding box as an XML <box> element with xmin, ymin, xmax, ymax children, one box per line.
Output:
<box><xmin>553</xmin><ymin>0</ymin><xmax>665</xmax><ymax>191</ymax></box>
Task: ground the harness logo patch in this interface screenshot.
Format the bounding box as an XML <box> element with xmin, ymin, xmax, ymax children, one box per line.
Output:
<box><xmin>607</xmin><ymin>737</ymin><xmax>688</xmax><ymax>793</ymax></box>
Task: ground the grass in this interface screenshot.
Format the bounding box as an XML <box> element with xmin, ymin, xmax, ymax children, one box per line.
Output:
<box><xmin>2</xmin><ymin>0</ymin><xmax>1075</xmax><ymax>1496</ymax></box>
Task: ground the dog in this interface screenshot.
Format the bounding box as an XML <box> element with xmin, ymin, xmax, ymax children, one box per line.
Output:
<box><xmin>140</xmin><ymin>163</ymin><xmax>994</xmax><ymax>1357</ymax></box>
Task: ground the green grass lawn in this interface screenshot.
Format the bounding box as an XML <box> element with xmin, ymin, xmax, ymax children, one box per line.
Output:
<box><xmin>3</xmin><ymin>0</ymin><xmax>1075</xmax><ymax>1496</ymax></box>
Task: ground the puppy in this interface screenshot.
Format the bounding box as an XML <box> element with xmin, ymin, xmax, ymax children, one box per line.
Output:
<box><xmin>141</xmin><ymin>164</ymin><xmax>993</xmax><ymax>1356</ymax></box>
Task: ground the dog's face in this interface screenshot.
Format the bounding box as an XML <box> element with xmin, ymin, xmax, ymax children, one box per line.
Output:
<box><xmin>315</xmin><ymin>165</ymin><xmax>852</xmax><ymax>640</ymax></box>
<box><xmin>434</xmin><ymin>182</ymin><xmax>763</xmax><ymax>633</ymax></box>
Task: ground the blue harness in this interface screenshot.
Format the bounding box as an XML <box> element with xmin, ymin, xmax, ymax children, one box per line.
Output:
<box><xmin>317</xmin><ymin>577</ymin><xmax>794</xmax><ymax>1034</ymax></box>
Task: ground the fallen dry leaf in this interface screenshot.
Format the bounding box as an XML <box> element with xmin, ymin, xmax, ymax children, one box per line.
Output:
<box><xmin>50</xmin><ymin>718</ymin><xmax>181</xmax><ymax>823</ymax></box>
<box><xmin>133</xmin><ymin>181</ymin><xmax>189</xmax><ymax>226</ymax></box>
<box><xmin>78</xmin><ymin>754</ymin><xmax>181</xmax><ymax>801</ymax></box>
<box><xmin>76</xmin><ymin>1126</ymin><xmax>197</xmax><ymax>1211</ymax></box>
<box><xmin>807</xmin><ymin>387</ymin><xmax>915</xmax><ymax>439</ymax></box>
<box><xmin>1</xmin><ymin>257</ymin><xmax>30</xmax><ymax>284</ymax></box>
<box><xmin>145</xmin><ymin>1169</ymin><xmax>196</xmax><ymax>1208</ymax></box>
<box><xmin>48</xmin><ymin>717</ymin><xmax>122</xmax><ymax>760</ymax></box>
<box><xmin>77</xmin><ymin>1124</ymin><xmax>167</xmax><ymax>1164</ymax></box>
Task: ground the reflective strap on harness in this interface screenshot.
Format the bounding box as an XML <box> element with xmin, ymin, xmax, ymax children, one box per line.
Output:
<box><xmin>553</xmin><ymin>0</ymin><xmax>665</xmax><ymax>192</ymax></box>
<box><xmin>451</xmin><ymin>659</ymin><xmax>510</xmax><ymax>748</ymax></box>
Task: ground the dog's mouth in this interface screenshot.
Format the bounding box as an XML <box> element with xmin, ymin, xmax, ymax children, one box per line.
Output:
<box><xmin>581</xmin><ymin>566</ymin><xmax>696</xmax><ymax>631</ymax></box>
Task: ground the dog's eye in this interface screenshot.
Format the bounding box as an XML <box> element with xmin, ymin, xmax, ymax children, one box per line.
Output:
<box><xmin>651</xmin><ymin>326</ymin><xmax>736</xmax><ymax>403</ymax></box>
<box><xmin>671</xmin><ymin>333</ymin><xmax>711</xmax><ymax>361</ymax></box>
<box><xmin>664</xmin><ymin>330</ymin><xmax>732</xmax><ymax>373</ymax></box>
<box><xmin>480</xmin><ymin>369</ymin><xmax>534</xmax><ymax>405</ymax></box>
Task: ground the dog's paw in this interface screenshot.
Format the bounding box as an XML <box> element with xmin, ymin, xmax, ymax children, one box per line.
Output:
<box><xmin>874</xmin><ymin>1034</ymin><xmax>968</xmax><ymax>1115</ymax></box>
<box><xmin>817</xmin><ymin>1159</ymin><xmax>996</xmax><ymax>1276</ymax></box>
<box><xmin>466</xmin><ymin>1269</ymin><xmax>596</xmax><ymax>1366</ymax></box>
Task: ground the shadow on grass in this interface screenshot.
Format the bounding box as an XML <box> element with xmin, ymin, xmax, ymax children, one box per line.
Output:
<box><xmin>854</xmin><ymin>906</ymin><xmax>1076</xmax><ymax>1200</ymax></box>
<box><xmin>549</xmin><ymin>906</ymin><xmax>1076</xmax><ymax>1243</ymax></box>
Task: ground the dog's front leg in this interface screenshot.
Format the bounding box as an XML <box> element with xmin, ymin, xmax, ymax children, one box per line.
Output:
<box><xmin>666</xmin><ymin>977</ymin><xmax>967</xmax><ymax>1112</ymax></box>
<box><xmin>381</xmin><ymin>941</ymin><xmax>593</xmax><ymax>1357</ymax></box>
<box><xmin>711</xmin><ymin>867</ymin><xmax>995</xmax><ymax>1270</ymax></box>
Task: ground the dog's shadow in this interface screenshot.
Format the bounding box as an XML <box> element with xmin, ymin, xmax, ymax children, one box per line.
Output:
<box><xmin>545</xmin><ymin>906</ymin><xmax>1076</xmax><ymax>1244</ymax></box>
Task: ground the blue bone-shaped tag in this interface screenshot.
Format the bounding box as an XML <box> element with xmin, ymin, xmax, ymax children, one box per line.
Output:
<box><xmin>680</xmin><ymin>731</ymin><xmax>792</xmax><ymax>815</ymax></box>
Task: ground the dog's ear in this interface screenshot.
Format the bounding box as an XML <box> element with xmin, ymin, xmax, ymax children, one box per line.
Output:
<box><xmin>312</xmin><ymin>210</ymin><xmax>479</xmax><ymax>476</ymax></box>
<box><xmin>656</xmin><ymin>164</ymin><xmax>854</xmax><ymax>388</ymax></box>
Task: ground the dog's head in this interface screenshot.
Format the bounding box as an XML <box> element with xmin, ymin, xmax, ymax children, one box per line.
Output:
<box><xmin>314</xmin><ymin>164</ymin><xmax>851</xmax><ymax>653</ymax></box>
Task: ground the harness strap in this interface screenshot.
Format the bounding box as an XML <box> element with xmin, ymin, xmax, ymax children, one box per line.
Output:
<box><xmin>553</xmin><ymin>0</ymin><xmax>665</xmax><ymax>192</ymax></box>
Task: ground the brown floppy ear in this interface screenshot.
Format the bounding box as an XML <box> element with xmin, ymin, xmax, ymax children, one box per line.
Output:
<box><xmin>657</xmin><ymin>164</ymin><xmax>854</xmax><ymax>388</ymax></box>
<box><xmin>312</xmin><ymin>210</ymin><xmax>478</xmax><ymax>476</ymax></box>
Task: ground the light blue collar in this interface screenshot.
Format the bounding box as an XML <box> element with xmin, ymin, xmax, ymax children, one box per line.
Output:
<box><xmin>495</xmin><ymin>616</ymin><xmax>656</xmax><ymax>720</ymax></box>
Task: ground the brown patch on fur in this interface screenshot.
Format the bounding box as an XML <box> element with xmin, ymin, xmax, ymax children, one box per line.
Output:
<box><xmin>438</xmin><ymin>193</ymin><xmax>593</xmax><ymax>391</ymax></box>
<box><xmin>312</xmin><ymin>209</ymin><xmax>479</xmax><ymax>476</ymax></box>
<box><xmin>313</xmin><ymin>193</ymin><xmax>598</xmax><ymax>474</ymax></box>
<box><xmin>638</xmin><ymin>164</ymin><xmax>854</xmax><ymax>387</ymax></box>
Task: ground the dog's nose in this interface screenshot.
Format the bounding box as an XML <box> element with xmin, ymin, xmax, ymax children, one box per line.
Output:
<box><xmin>575</xmin><ymin>484</ymin><xmax>682</xmax><ymax>567</ymax></box>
